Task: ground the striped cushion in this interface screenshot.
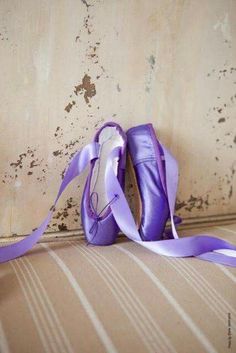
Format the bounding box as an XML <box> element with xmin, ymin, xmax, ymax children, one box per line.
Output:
<box><xmin>1</xmin><ymin>224</ymin><xmax>236</xmax><ymax>353</ymax></box>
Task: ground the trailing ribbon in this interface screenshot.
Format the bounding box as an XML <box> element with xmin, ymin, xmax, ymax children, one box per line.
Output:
<box><xmin>105</xmin><ymin>147</ymin><xmax>236</xmax><ymax>267</ymax></box>
<box><xmin>1</xmin><ymin>139</ymin><xmax>236</xmax><ymax>267</ymax></box>
<box><xmin>0</xmin><ymin>142</ymin><xmax>100</xmax><ymax>263</ymax></box>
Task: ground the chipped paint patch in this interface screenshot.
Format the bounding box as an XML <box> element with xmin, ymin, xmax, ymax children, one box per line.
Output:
<box><xmin>2</xmin><ymin>145</ymin><xmax>48</xmax><ymax>185</ymax></box>
<box><xmin>148</xmin><ymin>55</ymin><xmax>156</xmax><ymax>70</ymax></box>
<box><xmin>84</xmin><ymin>14</ymin><xmax>92</xmax><ymax>35</ymax></box>
<box><xmin>53</xmin><ymin>150</ymin><xmax>63</xmax><ymax>157</ymax></box>
<box><xmin>74</xmin><ymin>74</ymin><xmax>96</xmax><ymax>104</ymax></box>
<box><xmin>176</xmin><ymin>194</ymin><xmax>209</xmax><ymax>212</ymax></box>
<box><xmin>48</xmin><ymin>197</ymin><xmax>80</xmax><ymax>232</ymax></box>
<box><xmin>81</xmin><ymin>0</ymin><xmax>90</xmax><ymax>9</ymax></box>
<box><xmin>229</xmin><ymin>185</ymin><xmax>233</xmax><ymax>198</ymax></box>
<box><xmin>218</xmin><ymin>117</ymin><xmax>226</xmax><ymax>123</ymax></box>
<box><xmin>0</xmin><ymin>33</ymin><xmax>8</xmax><ymax>41</ymax></box>
<box><xmin>116</xmin><ymin>84</ymin><xmax>121</xmax><ymax>92</ymax></box>
<box><xmin>145</xmin><ymin>54</ymin><xmax>156</xmax><ymax>92</ymax></box>
<box><xmin>64</xmin><ymin>101</ymin><xmax>75</xmax><ymax>113</ymax></box>
<box><xmin>205</xmin><ymin>64</ymin><xmax>236</xmax><ymax>150</ymax></box>
<box><xmin>86</xmin><ymin>43</ymin><xmax>100</xmax><ymax>64</ymax></box>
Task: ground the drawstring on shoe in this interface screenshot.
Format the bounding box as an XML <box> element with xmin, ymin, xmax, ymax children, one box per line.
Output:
<box><xmin>88</xmin><ymin>192</ymin><xmax>119</xmax><ymax>242</ymax></box>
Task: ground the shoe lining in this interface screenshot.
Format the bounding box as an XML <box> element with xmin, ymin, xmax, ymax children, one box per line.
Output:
<box><xmin>90</xmin><ymin>126</ymin><xmax>124</xmax><ymax>214</ymax></box>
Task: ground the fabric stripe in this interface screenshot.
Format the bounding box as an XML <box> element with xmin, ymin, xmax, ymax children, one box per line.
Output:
<box><xmin>41</xmin><ymin>243</ymin><xmax>118</xmax><ymax>353</ymax></box>
<box><xmin>185</xmin><ymin>260</ymin><xmax>236</xmax><ymax>319</ymax></box>
<box><xmin>217</xmin><ymin>264</ymin><xmax>236</xmax><ymax>284</ymax></box>
<box><xmin>22</xmin><ymin>257</ymin><xmax>74</xmax><ymax>353</ymax></box>
<box><xmin>164</xmin><ymin>258</ymin><xmax>229</xmax><ymax>327</ymax></box>
<box><xmin>17</xmin><ymin>258</ymin><xmax>63</xmax><ymax>353</ymax></box>
<box><xmin>115</xmin><ymin>244</ymin><xmax>218</xmax><ymax>353</ymax></box>
<box><xmin>74</xmin><ymin>244</ymin><xmax>155</xmax><ymax>353</ymax></box>
<box><xmin>18</xmin><ymin>258</ymin><xmax>62</xmax><ymax>353</ymax></box>
<box><xmin>72</xmin><ymin>241</ymin><xmax>176</xmax><ymax>353</ymax></box>
<box><xmin>169</xmin><ymin>258</ymin><xmax>236</xmax><ymax>329</ymax></box>
<box><xmin>0</xmin><ymin>320</ymin><xmax>10</xmax><ymax>353</ymax></box>
<box><xmin>11</xmin><ymin>261</ymin><xmax>52</xmax><ymax>353</ymax></box>
<box><xmin>181</xmin><ymin>259</ymin><xmax>236</xmax><ymax>318</ymax></box>
<box><xmin>82</xmin><ymin>243</ymin><xmax>177</xmax><ymax>353</ymax></box>
<box><xmin>216</xmin><ymin>226</ymin><xmax>236</xmax><ymax>235</ymax></box>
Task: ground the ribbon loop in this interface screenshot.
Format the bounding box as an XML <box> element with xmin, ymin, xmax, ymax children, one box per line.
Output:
<box><xmin>1</xmin><ymin>137</ymin><xmax>236</xmax><ymax>267</ymax></box>
<box><xmin>0</xmin><ymin>142</ymin><xmax>100</xmax><ymax>263</ymax></box>
<box><xmin>104</xmin><ymin>145</ymin><xmax>236</xmax><ymax>267</ymax></box>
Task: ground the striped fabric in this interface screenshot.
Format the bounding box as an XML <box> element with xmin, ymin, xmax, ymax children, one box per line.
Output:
<box><xmin>0</xmin><ymin>224</ymin><xmax>236</xmax><ymax>353</ymax></box>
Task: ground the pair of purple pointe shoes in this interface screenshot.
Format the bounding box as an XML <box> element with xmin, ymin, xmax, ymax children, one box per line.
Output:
<box><xmin>82</xmin><ymin>122</ymin><xmax>169</xmax><ymax>245</ymax></box>
<box><xmin>1</xmin><ymin>122</ymin><xmax>236</xmax><ymax>267</ymax></box>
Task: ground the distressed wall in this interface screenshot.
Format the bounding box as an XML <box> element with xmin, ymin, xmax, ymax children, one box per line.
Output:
<box><xmin>0</xmin><ymin>0</ymin><xmax>235</xmax><ymax>238</ymax></box>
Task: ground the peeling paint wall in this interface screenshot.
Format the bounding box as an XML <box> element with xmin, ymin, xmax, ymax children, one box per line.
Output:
<box><xmin>0</xmin><ymin>0</ymin><xmax>235</xmax><ymax>237</ymax></box>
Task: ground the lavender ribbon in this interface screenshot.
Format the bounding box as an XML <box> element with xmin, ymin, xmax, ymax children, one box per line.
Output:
<box><xmin>1</xmin><ymin>139</ymin><xmax>236</xmax><ymax>267</ymax></box>
<box><xmin>0</xmin><ymin>142</ymin><xmax>100</xmax><ymax>263</ymax></box>
<box><xmin>105</xmin><ymin>147</ymin><xmax>236</xmax><ymax>267</ymax></box>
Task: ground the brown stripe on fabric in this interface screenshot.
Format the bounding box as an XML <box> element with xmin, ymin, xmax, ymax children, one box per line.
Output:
<box><xmin>70</xmin><ymin>241</ymin><xmax>176</xmax><ymax>353</ymax></box>
<box><xmin>0</xmin><ymin>261</ymin><xmax>46</xmax><ymax>353</ymax></box>
<box><xmin>114</xmin><ymin>240</ymin><xmax>219</xmax><ymax>353</ymax></box>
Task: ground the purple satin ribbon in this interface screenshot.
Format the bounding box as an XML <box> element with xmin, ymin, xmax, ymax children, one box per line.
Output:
<box><xmin>105</xmin><ymin>147</ymin><xmax>236</xmax><ymax>267</ymax></box>
<box><xmin>0</xmin><ymin>142</ymin><xmax>100</xmax><ymax>263</ymax></box>
<box><xmin>1</xmin><ymin>140</ymin><xmax>236</xmax><ymax>267</ymax></box>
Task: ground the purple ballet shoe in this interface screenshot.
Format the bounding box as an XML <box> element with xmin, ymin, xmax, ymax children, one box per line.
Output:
<box><xmin>127</xmin><ymin>123</ymin><xmax>169</xmax><ymax>241</ymax></box>
<box><xmin>81</xmin><ymin>122</ymin><xmax>127</xmax><ymax>245</ymax></box>
<box><xmin>1</xmin><ymin>120</ymin><xmax>236</xmax><ymax>267</ymax></box>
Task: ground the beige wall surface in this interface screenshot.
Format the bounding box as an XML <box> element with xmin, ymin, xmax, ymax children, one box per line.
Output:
<box><xmin>0</xmin><ymin>0</ymin><xmax>236</xmax><ymax>238</ymax></box>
